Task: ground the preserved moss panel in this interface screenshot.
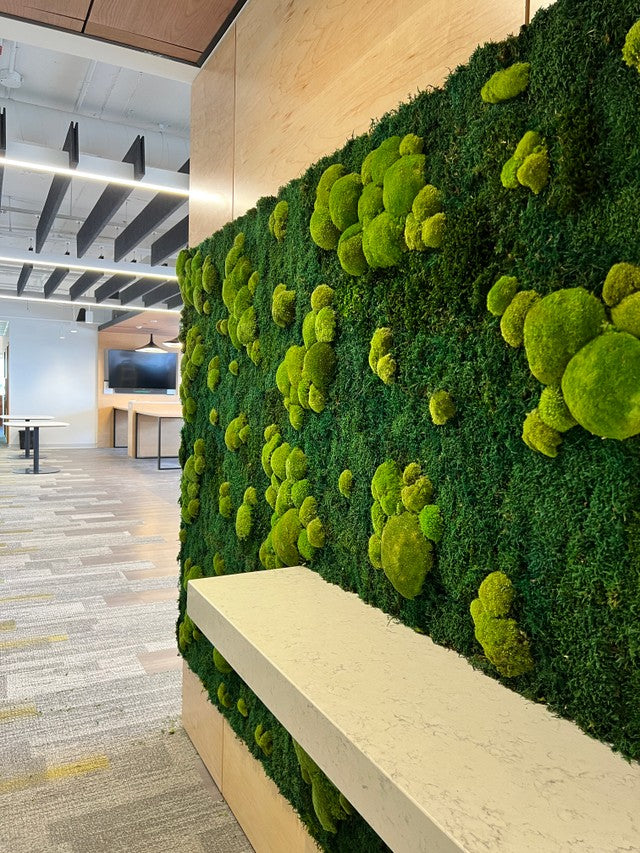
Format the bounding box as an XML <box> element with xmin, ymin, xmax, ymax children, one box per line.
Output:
<box><xmin>177</xmin><ymin>1</ymin><xmax>640</xmax><ymax>848</ymax></box>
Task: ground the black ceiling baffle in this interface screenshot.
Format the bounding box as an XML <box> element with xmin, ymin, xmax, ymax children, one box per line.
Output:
<box><xmin>17</xmin><ymin>264</ymin><xmax>33</xmax><ymax>296</ymax></box>
<box><xmin>119</xmin><ymin>279</ymin><xmax>167</xmax><ymax>305</ymax></box>
<box><xmin>0</xmin><ymin>108</ymin><xmax>6</xmax><ymax>206</ymax></box>
<box><xmin>93</xmin><ymin>274</ymin><xmax>136</xmax><ymax>303</ymax></box>
<box><xmin>166</xmin><ymin>292</ymin><xmax>183</xmax><ymax>310</ymax></box>
<box><xmin>113</xmin><ymin>160</ymin><xmax>189</xmax><ymax>262</ymax></box>
<box><xmin>36</xmin><ymin>122</ymin><xmax>79</xmax><ymax>253</ymax></box>
<box><xmin>150</xmin><ymin>215</ymin><xmax>188</xmax><ymax>265</ymax></box>
<box><xmin>76</xmin><ymin>135</ymin><xmax>145</xmax><ymax>258</ymax></box>
<box><xmin>43</xmin><ymin>267</ymin><xmax>69</xmax><ymax>298</ymax></box>
<box><xmin>69</xmin><ymin>271</ymin><xmax>102</xmax><ymax>301</ymax></box>
<box><xmin>142</xmin><ymin>282</ymin><xmax>180</xmax><ymax>307</ymax></box>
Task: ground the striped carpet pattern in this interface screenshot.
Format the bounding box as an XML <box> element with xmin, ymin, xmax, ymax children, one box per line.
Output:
<box><xmin>0</xmin><ymin>447</ymin><xmax>252</xmax><ymax>853</ymax></box>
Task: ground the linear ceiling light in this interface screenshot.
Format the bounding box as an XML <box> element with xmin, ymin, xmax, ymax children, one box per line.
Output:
<box><xmin>0</xmin><ymin>155</ymin><xmax>190</xmax><ymax>197</ymax></box>
<box><xmin>0</xmin><ymin>252</ymin><xmax>177</xmax><ymax>281</ymax></box>
<box><xmin>0</xmin><ymin>291</ymin><xmax>181</xmax><ymax>315</ymax></box>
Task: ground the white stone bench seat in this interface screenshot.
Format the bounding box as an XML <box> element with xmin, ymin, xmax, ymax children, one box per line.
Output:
<box><xmin>187</xmin><ymin>566</ymin><xmax>640</xmax><ymax>853</ymax></box>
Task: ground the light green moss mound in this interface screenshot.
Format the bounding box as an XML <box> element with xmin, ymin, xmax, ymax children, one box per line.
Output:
<box><xmin>254</xmin><ymin>724</ymin><xmax>273</xmax><ymax>756</ymax></box>
<box><xmin>315</xmin><ymin>163</ymin><xmax>345</xmax><ymax>207</ymax></box>
<box><xmin>217</xmin><ymin>683</ymin><xmax>233</xmax><ymax>709</ymax></box>
<box><xmin>237</xmin><ymin>698</ymin><xmax>249</xmax><ymax>717</ymax></box>
<box><xmin>478</xmin><ymin>571</ymin><xmax>515</xmax><ymax>617</ymax></box>
<box><xmin>418</xmin><ymin>504</ymin><xmax>443</xmax><ymax>543</ymax></box>
<box><xmin>236</xmin><ymin>502</ymin><xmax>253</xmax><ymax>539</ymax></box>
<box><xmin>357</xmin><ymin>182</ymin><xmax>384</xmax><ymax>226</ymax></box>
<box><xmin>213</xmin><ymin>648</ymin><xmax>233</xmax><ymax>674</ymax></box>
<box><xmin>270</xmin><ymin>442</ymin><xmax>291</xmax><ymax>480</ymax></box>
<box><xmin>369</xmin><ymin>136</ymin><xmax>402</xmax><ymax>186</ymax></box>
<box><xmin>399</xmin><ymin>133</ymin><xmax>423</xmax><ymax>156</ymax></box>
<box><xmin>561</xmin><ymin>331</ymin><xmax>640</xmax><ymax>440</ymax></box>
<box><xmin>291</xmin><ymin>479</ymin><xmax>311</xmax><ymax>508</ymax></box>
<box><xmin>293</xmin><ymin>741</ymin><xmax>352</xmax><ymax>834</ymax></box>
<box><xmin>471</xmin><ymin>576</ymin><xmax>534</xmax><ymax>679</ymax></box>
<box><xmin>338</xmin><ymin>469</ymin><xmax>353</xmax><ymax>498</ymax></box>
<box><xmin>481</xmin><ymin>62</ymin><xmax>530</xmax><ymax>103</ymax></box>
<box><xmin>500</xmin><ymin>290</ymin><xmax>540</xmax><ymax>347</ymax></box>
<box><xmin>362</xmin><ymin>212</ymin><xmax>406</xmax><ymax>268</ymax></box>
<box><xmin>611</xmin><ymin>292</ymin><xmax>640</xmax><ymax>337</ymax></box>
<box><xmin>272</xmin><ymin>508</ymin><xmax>303</xmax><ymax>565</ymax></box>
<box><xmin>517</xmin><ymin>150</ymin><xmax>549</xmax><ymax>194</ymax></box>
<box><xmin>303</xmin><ymin>342</ymin><xmax>336</xmax><ymax>389</ymax></box>
<box><xmin>224</xmin><ymin>413</ymin><xmax>249</xmax><ymax>451</ymax></box>
<box><xmin>404</xmin><ymin>212</ymin><xmax>425</xmax><ymax>251</ymax></box>
<box><xmin>337</xmin><ymin>223</ymin><xmax>368</xmax><ymax>276</ymax></box>
<box><xmin>369</xmin><ymin>327</ymin><xmax>396</xmax><ymax>384</ymax></box>
<box><xmin>538</xmin><ymin>386</ymin><xmax>577</xmax><ymax>432</ymax></box>
<box><xmin>371</xmin><ymin>460</ymin><xmax>403</xmax><ymax>517</ymax></box>
<box><xmin>429</xmin><ymin>390</ymin><xmax>456</xmax><ymax>425</ymax></box>
<box><xmin>302</xmin><ymin>310</ymin><xmax>317</xmax><ymax>348</ymax></box>
<box><xmin>310</xmin><ymin>206</ymin><xmax>341</xmax><ymax>250</ymax></box>
<box><xmin>269</xmin><ymin>200</ymin><xmax>289</xmax><ymax>241</ymax></box>
<box><xmin>368</xmin><ymin>533</ymin><xmax>382</xmax><ymax>568</ymax></box>
<box><xmin>306</xmin><ymin>516</ymin><xmax>325</xmax><ymax>548</ymax></box>
<box><xmin>272</xmin><ymin>283</ymin><xmax>296</xmax><ymax>327</ymax></box>
<box><xmin>202</xmin><ymin>257</ymin><xmax>218</xmax><ymax>294</ymax></box>
<box><xmin>522</xmin><ymin>408</ymin><xmax>563</xmax><ymax>457</ymax></box>
<box><xmin>487</xmin><ymin>276</ymin><xmax>519</xmax><ymax>316</ymax></box>
<box><xmin>311</xmin><ymin>284</ymin><xmax>334</xmax><ymax>311</ymax></box>
<box><xmin>382</xmin><ymin>154</ymin><xmax>426</xmax><ymax>218</ymax></box>
<box><xmin>523</xmin><ymin>287</ymin><xmax>606</xmax><ymax>384</ymax></box>
<box><xmin>297</xmin><ymin>528</ymin><xmax>315</xmax><ymax>561</ymax></box>
<box><xmin>213</xmin><ymin>553</ymin><xmax>226</xmax><ymax>576</ymax></box>
<box><xmin>237</xmin><ymin>306</ymin><xmax>257</xmax><ymax>347</ymax></box>
<box><xmin>285</xmin><ymin>447</ymin><xmax>308</xmax><ymax>481</ymax></box>
<box><xmin>401</xmin><ymin>475</ymin><xmax>432</xmax><ymax>513</ymax></box>
<box><xmin>622</xmin><ymin>19</ymin><xmax>640</xmax><ymax>71</ymax></box>
<box><xmin>329</xmin><ymin>173</ymin><xmax>363</xmax><ymax>231</ymax></box>
<box><xmin>412</xmin><ymin>184</ymin><xmax>443</xmax><ymax>223</ymax></box>
<box><xmin>422</xmin><ymin>212</ymin><xmax>446</xmax><ymax>249</ymax></box>
<box><xmin>602</xmin><ymin>262</ymin><xmax>640</xmax><ymax>307</ymax></box>
<box><xmin>315</xmin><ymin>306</ymin><xmax>337</xmax><ymax>343</ymax></box>
<box><xmin>380</xmin><ymin>512</ymin><xmax>433</xmax><ymax>599</ymax></box>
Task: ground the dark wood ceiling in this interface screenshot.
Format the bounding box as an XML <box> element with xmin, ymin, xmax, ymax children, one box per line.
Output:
<box><xmin>0</xmin><ymin>0</ymin><xmax>245</xmax><ymax>64</ymax></box>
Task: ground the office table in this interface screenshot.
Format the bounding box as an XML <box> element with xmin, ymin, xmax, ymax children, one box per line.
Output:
<box><xmin>0</xmin><ymin>415</ymin><xmax>54</xmax><ymax>458</ymax></box>
<box><xmin>3</xmin><ymin>420</ymin><xmax>70</xmax><ymax>474</ymax></box>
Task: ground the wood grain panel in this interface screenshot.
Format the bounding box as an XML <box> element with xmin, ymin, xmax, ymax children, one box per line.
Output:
<box><xmin>182</xmin><ymin>662</ymin><xmax>224</xmax><ymax>788</ymax></box>
<box><xmin>232</xmin><ymin>0</ymin><xmax>526</xmax><ymax>217</ymax></box>
<box><xmin>0</xmin><ymin>1</ymin><xmax>87</xmax><ymax>30</ymax></box>
<box><xmin>189</xmin><ymin>25</ymin><xmax>236</xmax><ymax>244</ymax></box>
<box><xmin>84</xmin><ymin>22</ymin><xmax>200</xmax><ymax>62</ymax></box>
<box><xmin>88</xmin><ymin>0</ymin><xmax>237</xmax><ymax>52</ymax></box>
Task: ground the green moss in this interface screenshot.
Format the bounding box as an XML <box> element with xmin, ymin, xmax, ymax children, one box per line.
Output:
<box><xmin>265</xmin><ymin>485</ymin><xmax>277</xmax><ymax>510</ymax></box>
<box><xmin>422</xmin><ymin>212</ymin><xmax>446</xmax><ymax>249</ymax></box>
<box><xmin>522</xmin><ymin>408</ymin><xmax>563</xmax><ymax>457</ymax></box>
<box><xmin>217</xmin><ymin>682</ymin><xmax>233</xmax><ymax>710</ymax></box>
<box><xmin>329</xmin><ymin>173</ymin><xmax>363</xmax><ymax>231</ymax></box>
<box><xmin>306</xmin><ymin>517</ymin><xmax>325</xmax><ymax>548</ymax></box>
<box><xmin>418</xmin><ymin>504</ymin><xmax>443</xmax><ymax>543</ymax></box>
<box><xmin>601</xmin><ymin>262</ymin><xmax>640</xmax><ymax>307</ymax></box>
<box><xmin>315</xmin><ymin>163</ymin><xmax>345</xmax><ymax>207</ymax></box>
<box><xmin>369</xmin><ymin>136</ymin><xmax>401</xmax><ymax>185</ymax></box>
<box><xmin>517</xmin><ymin>150</ymin><xmax>550</xmax><ymax>194</ymax></box>
<box><xmin>213</xmin><ymin>648</ymin><xmax>233</xmax><ymax>674</ymax></box>
<box><xmin>402</xmin><ymin>462</ymin><xmax>421</xmax><ymax>485</ymax></box>
<box><xmin>411</xmin><ymin>184</ymin><xmax>443</xmax><ymax>224</ymax></box>
<box><xmin>302</xmin><ymin>342</ymin><xmax>336</xmax><ymax>390</ymax></box>
<box><xmin>275</xmin><ymin>479</ymin><xmax>294</xmax><ymax>516</ymax></box>
<box><xmin>487</xmin><ymin>275</ymin><xmax>519</xmax><ymax>317</ymax></box>
<box><xmin>310</xmin><ymin>206</ymin><xmax>341</xmax><ymax>250</ymax></box>
<box><xmin>538</xmin><ymin>386</ymin><xmax>577</xmax><ymax>432</ymax></box>
<box><xmin>357</xmin><ymin>182</ymin><xmax>384</xmax><ymax>226</ymax></box>
<box><xmin>311</xmin><ymin>285</ymin><xmax>334</xmax><ymax>311</ymax></box>
<box><xmin>399</xmin><ymin>133</ymin><xmax>423</xmax><ymax>156</ymax></box>
<box><xmin>302</xmin><ymin>310</ymin><xmax>318</xmax><ymax>348</ymax></box>
<box><xmin>254</xmin><ymin>724</ymin><xmax>273</xmax><ymax>756</ymax></box>
<box><xmin>182</xmin><ymin>562</ymin><xmax>202</xmax><ymax>589</ymax></box>
<box><xmin>202</xmin><ymin>257</ymin><xmax>218</xmax><ymax>294</ymax></box>
<box><xmin>285</xmin><ymin>447</ymin><xmax>308</xmax><ymax>481</ymax></box>
<box><xmin>219</xmin><ymin>491</ymin><xmax>233</xmax><ymax>518</ymax></box>
<box><xmin>429</xmin><ymin>390</ymin><xmax>456</xmax><ymax>425</ymax></box>
<box><xmin>362</xmin><ymin>212</ymin><xmax>406</xmax><ymax>268</ymax></box>
<box><xmin>224</xmin><ymin>413</ymin><xmax>249</xmax><ymax>451</ymax></box>
<box><xmin>481</xmin><ymin>62</ymin><xmax>530</xmax><ymax>103</ymax></box>
<box><xmin>561</xmin><ymin>331</ymin><xmax>640</xmax><ymax>440</ymax></box>
<box><xmin>369</xmin><ymin>326</ymin><xmax>393</xmax><ymax>372</ymax></box>
<box><xmin>272</xmin><ymin>508</ymin><xmax>302</xmax><ymax>565</ymax></box>
<box><xmin>299</xmin><ymin>495</ymin><xmax>318</xmax><ymax>527</ymax></box>
<box><xmin>178</xmin><ymin>527</ymin><xmax>187</xmax><ymax>544</ymax></box>
<box><xmin>368</xmin><ymin>532</ymin><xmax>382</xmax><ymax>569</ymax></box>
<box><xmin>227</xmin><ymin>316</ymin><xmax>240</xmax><ymax>349</ymax></box>
<box><xmin>270</xmin><ymin>199</ymin><xmax>289</xmax><ymax>241</ymax></box>
<box><xmin>382</xmin><ymin>154</ymin><xmax>426</xmax><ymax>219</ymax></box>
<box><xmin>611</xmin><ymin>292</ymin><xmax>640</xmax><ymax>337</ymax></box>
<box><xmin>261</xmin><ymin>432</ymin><xmax>281</xmax><ymax>477</ymax></box>
<box><xmin>371</xmin><ymin>460</ymin><xmax>403</xmax><ymax>517</ymax></box>
<box><xmin>236</xmin><ymin>502</ymin><xmax>253</xmax><ymax>539</ymax></box>
<box><xmin>337</xmin><ymin>223</ymin><xmax>368</xmax><ymax>277</ymax></box>
<box><xmin>500</xmin><ymin>290</ymin><xmax>539</xmax><ymax>347</ymax></box>
<box><xmin>380</xmin><ymin>512</ymin><xmax>432</xmax><ymax>599</ymax></box>
<box><xmin>249</xmin><ymin>339</ymin><xmax>261</xmax><ymax>365</ymax></box>
<box><xmin>233</xmin><ymin>285</ymin><xmax>253</xmax><ymax>319</ymax></box>
<box><xmin>237</xmin><ymin>698</ymin><xmax>249</xmax><ymax>717</ymax></box>
<box><xmin>216</xmin><ymin>319</ymin><xmax>228</xmax><ymax>336</ymax></box>
<box><xmin>338</xmin><ymin>469</ymin><xmax>353</xmax><ymax>498</ymax></box>
<box><xmin>285</xmin><ymin>345</ymin><xmax>306</xmax><ymax>387</ymax></box>
<box><xmin>272</xmin><ymin>284</ymin><xmax>296</xmax><ymax>327</ymax></box>
<box><xmin>523</xmin><ymin>287</ymin><xmax>606</xmax><ymax>385</ymax></box>
<box><xmin>360</xmin><ymin>150</ymin><xmax>374</xmax><ymax>185</ymax></box>
<box><xmin>473</xmin><ymin>608</ymin><xmax>534</xmax><ymax>678</ymax></box>
<box><xmin>291</xmin><ymin>479</ymin><xmax>311</xmax><ymax>508</ymax></box>
<box><xmin>187</xmin><ymin>498</ymin><xmax>200</xmax><ymax>519</ymax></box>
<box><xmin>500</xmin><ymin>156</ymin><xmax>520</xmax><ymax>189</ymax></box>
<box><xmin>622</xmin><ymin>19</ymin><xmax>640</xmax><ymax>71</ymax></box>
<box><xmin>401</xmin><ymin>475</ymin><xmax>433</xmax><ymax>512</ymax></box>
<box><xmin>213</xmin><ymin>553</ymin><xmax>226</xmax><ymax>576</ymax></box>
<box><xmin>270</xmin><ymin>442</ymin><xmax>291</xmax><ymax>480</ymax></box>
<box><xmin>478</xmin><ymin>571</ymin><xmax>515</xmax><ymax>618</ymax></box>
<box><xmin>293</xmin><ymin>741</ymin><xmax>351</xmax><ymax>834</ymax></box>
<box><xmin>404</xmin><ymin>212</ymin><xmax>425</xmax><ymax>251</ymax></box>
<box><xmin>275</xmin><ymin>360</ymin><xmax>291</xmax><ymax>397</ymax></box>
<box><xmin>178</xmin><ymin>614</ymin><xmax>195</xmax><ymax>651</ymax></box>
<box><xmin>289</xmin><ymin>405</ymin><xmax>304</xmax><ymax>430</ymax></box>
<box><xmin>297</xmin><ymin>528</ymin><xmax>315</xmax><ymax>561</ymax></box>
<box><xmin>315</xmin><ymin>306</ymin><xmax>338</xmax><ymax>343</ymax></box>
<box><xmin>308</xmin><ymin>384</ymin><xmax>326</xmax><ymax>413</ymax></box>
<box><xmin>237</xmin><ymin>307</ymin><xmax>258</xmax><ymax>346</ymax></box>
<box><xmin>371</xmin><ymin>499</ymin><xmax>386</xmax><ymax>537</ymax></box>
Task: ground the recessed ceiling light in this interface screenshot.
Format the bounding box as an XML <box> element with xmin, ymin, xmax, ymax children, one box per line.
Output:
<box><xmin>135</xmin><ymin>325</ymin><xmax>143</xmax><ymax>329</ymax></box>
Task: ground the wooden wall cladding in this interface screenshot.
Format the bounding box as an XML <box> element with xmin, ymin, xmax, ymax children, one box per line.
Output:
<box><xmin>190</xmin><ymin>0</ymin><xmax>538</xmax><ymax>239</ymax></box>
<box><xmin>0</xmin><ymin>0</ymin><xmax>89</xmax><ymax>31</ymax></box>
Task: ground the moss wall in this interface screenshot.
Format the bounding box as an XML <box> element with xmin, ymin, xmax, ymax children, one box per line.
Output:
<box><xmin>177</xmin><ymin>0</ymin><xmax>640</xmax><ymax>847</ymax></box>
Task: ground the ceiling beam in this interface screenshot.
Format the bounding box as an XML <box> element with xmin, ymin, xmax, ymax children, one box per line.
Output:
<box><xmin>69</xmin><ymin>271</ymin><xmax>102</xmax><ymax>301</ymax></box>
<box><xmin>43</xmin><ymin>267</ymin><xmax>69</xmax><ymax>298</ymax></box>
<box><xmin>35</xmin><ymin>122</ymin><xmax>79</xmax><ymax>253</ymax></box>
<box><xmin>118</xmin><ymin>279</ymin><xmax>167</xmax><ymax>305</ymax></box>
<box><xmin>76</xmin><ymin>136</ymin><xmax>145</xmax><ymax>258</ymax></box>
<box><xmin>114</xmin><ymin>161</ymin><xmax>189</xmax><ymax>262</ymax></box>
<box><xmin>143</xmin><ymin>282</ymin><xmax>180</xmax><ymax>307</ymax></box>
<box><xmin>98</xmin><ymin>311</ymin><xmax>141</xmax><ymax>332</ymax></box>
<box><xmin>166</xmin><ymin>293</ymin><xmax>183</xmax><ymax>310</ymax></box>
<box><xmin>16</xmin><ymin>264</ymin><xmax>32</xmax><ymax>296</ymax></box>
<box><xmin>150</xmin><ymin>215</ymin><xmax>188</xmax><ymax>265</ymax></box>
<box><xmin>94</xmin><ymin>275</ymin><xmax>136</xmax><ymax>303</ymax></box>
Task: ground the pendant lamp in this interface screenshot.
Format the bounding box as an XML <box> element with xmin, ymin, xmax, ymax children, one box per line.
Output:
<box><xmin>135</xmin><ymin>333</ymin><xmax>164</xmax><ymax>353</ymax></box>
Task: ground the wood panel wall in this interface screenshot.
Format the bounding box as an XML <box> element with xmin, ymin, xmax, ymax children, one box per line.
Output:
<box><xmin>190</xmin><ymin>0</ymin><xmax>550</xmax><ymax>245</ymax></box>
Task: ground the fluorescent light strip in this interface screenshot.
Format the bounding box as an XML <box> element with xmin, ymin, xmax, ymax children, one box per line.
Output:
<box><xmin>0</xmin><ymin>156</ymin><xmax>190</xmax><ymax>197</ymax></box>
<box><xmin>0</xmin><ymin>254</ymin><xmax>177</xmax><ymax>281</ymax></box>
<box><xmin>0</xmin><ymin>291</ymin><xmax>181</xmax><ymax>315</ymax></box>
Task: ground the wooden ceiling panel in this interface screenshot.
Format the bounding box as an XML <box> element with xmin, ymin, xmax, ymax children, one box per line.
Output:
<box><xmin>87</xmin><ymin>0</ymin><xmax>239</xmax><ymax>53</ymax></box>
<box><xmin>0</xmin><ymin>0</ymin><xmax>89</xmax><ymax>30</ymax></box>
<box><xmin>83</xmin><ymin>22</ymin><xmax>200</xmax><ymax>62</ymax></box>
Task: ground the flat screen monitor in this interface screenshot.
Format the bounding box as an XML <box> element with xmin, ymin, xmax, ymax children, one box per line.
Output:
<box><xmin>106</xmin><ymin>349</ymin><xmax>177</xmax><ymax>393</ymax></box>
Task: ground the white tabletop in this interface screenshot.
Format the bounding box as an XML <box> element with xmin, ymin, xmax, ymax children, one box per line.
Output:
<box><xmin>0</xmin><ymin>415</ymin><xmax>54</xmax><ymax>420</ymax></box>
<box><xmin>2</xmin><ymin>420</ymin><xmax>69</xmax><ymax>427</ymax></box>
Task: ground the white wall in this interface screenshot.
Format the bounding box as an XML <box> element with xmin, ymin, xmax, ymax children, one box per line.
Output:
<box><xmin>4</xmin><ymin>305</ymin><xmax>98</xmax><ymax>447</ymax></box>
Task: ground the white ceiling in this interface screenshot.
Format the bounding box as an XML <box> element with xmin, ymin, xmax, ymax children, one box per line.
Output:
<box><xmin>0</xmin><ymin>36</ymin><xmax>190</xmax><ymax>301</ymax></box>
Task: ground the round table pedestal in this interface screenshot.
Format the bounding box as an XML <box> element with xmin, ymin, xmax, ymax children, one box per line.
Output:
<box><xmin>13</xmin><ymin>466</ymin><xmax>60</xmax><ymax>475</ymax></box>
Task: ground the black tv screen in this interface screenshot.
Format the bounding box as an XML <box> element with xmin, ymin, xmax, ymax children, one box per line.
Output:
<box><xmin>106</xmin><ymin>349</ymin><xmax>177</xmax><ymax>392</ymax></box>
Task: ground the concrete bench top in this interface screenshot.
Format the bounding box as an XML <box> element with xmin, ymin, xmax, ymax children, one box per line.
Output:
<box><xmin>188</xmin><ymin>567</ymin><xmax>640</xmax><ymax>853</ymax></box>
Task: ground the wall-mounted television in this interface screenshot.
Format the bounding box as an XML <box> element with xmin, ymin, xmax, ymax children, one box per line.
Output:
<box><xmin>105</xmin><ymin>349</ymin><xmax>178</xmax><ymax>393</ymax></box>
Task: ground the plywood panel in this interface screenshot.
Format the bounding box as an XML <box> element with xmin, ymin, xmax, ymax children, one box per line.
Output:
<box><xmin>182</xmin><ymin>662</ymin><xmax>225</xmax><ymax>788</ymax></box>
<box><xmin>88</xmin><ymin>0</ymin><xmax>237</xmax><ymax>52</ymax></box>
<box><xmin>0</xmin><ymin>0</ymin><xmax>86</xmax><ymax>30</ymax></box>
<box><xmin>84</xmin><ymin>22</ymin><xmax>200</xmax><ymax>62</ymax></box>
<box><xmin>189</xmin><ymin>25</ymin><xmax>236</xmax><ymax>245</ymax></box>
<box><xmin>231</xmin><ymin>0</ymin><xmax>527</xmax><ymax>216</ymax></box>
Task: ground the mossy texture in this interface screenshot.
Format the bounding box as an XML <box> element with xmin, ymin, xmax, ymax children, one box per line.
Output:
<box><xmin>480</xmin><ymin>62</ymin><xmax>530</xmax><ymax>103</ymax></box>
